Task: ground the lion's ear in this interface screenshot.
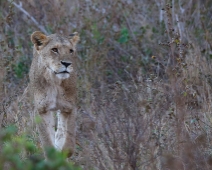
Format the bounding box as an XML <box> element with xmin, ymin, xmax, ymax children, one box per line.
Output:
<box><xmin>31</xmin><ymin>31</ymin><xmax>49</xmax><ymax>50</ymax></box>
<box><xmin>70</xmin><ymin>32</ymin><xmax>80</xmax><ymax>46</ymax></box>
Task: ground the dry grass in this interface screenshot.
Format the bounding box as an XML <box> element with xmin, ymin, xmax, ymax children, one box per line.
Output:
<box><xmin>1</xmin><ymin>0</ymin><xmax>212</xmax><ymax>169</ymax></box>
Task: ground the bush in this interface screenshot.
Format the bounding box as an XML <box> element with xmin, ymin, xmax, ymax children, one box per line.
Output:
<box><xmin>0</xmin><ymin>126</ymin><xmax>81</xmax><ymax>170</ymax></box>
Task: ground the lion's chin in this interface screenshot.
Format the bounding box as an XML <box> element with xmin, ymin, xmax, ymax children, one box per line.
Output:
<box><xmin>56</xmin><ymin>73</ymin><xmax>70</xmax><ymax>79</ymax></box>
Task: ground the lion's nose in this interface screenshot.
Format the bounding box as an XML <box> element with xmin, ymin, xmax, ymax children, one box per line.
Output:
<box><xmin>61</xmin><ymin>61</ymin><xmax>71</xmax><ymax>67</ymax></box>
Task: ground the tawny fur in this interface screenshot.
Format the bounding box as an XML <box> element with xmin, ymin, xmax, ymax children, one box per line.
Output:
<box><xmin>29</xmin><ymin>31</ymin><xmax>80</xmax><ymax>158</ymax></box>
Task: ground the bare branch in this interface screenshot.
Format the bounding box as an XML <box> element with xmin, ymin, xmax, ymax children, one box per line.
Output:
<box><xmin>11</xmin><ymin>1</ymin><xmax>48</xmax><ymax>34</ymax></box>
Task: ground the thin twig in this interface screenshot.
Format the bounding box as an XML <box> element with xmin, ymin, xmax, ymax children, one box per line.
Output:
<box><xmin>11</xmin><ymin>1</ymin><xmax>48</xmax><ymax>34</ymax></box>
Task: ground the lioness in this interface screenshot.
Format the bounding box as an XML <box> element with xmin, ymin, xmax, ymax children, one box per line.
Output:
<box><xmin>29</xmin><ymin>31</ymin><xmax>80</xmax><ymax>158</ymax></box>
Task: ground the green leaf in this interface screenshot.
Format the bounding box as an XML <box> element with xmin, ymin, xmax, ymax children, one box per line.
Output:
<box><xmin>118</xmin><ymin>27</ymin><xmax>129</xmax><ymax>44</ymax></box>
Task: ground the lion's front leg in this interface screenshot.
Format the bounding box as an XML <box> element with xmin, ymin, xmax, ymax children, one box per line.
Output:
<box><xmin>55</xmin><ymin>109</ymin><xmax>76</xmax><ymax>157</ymax></box>
<box><xmin>36</xmin><ymin>111</ymin><xmax>55</xmax><ymax>157</ymax></box>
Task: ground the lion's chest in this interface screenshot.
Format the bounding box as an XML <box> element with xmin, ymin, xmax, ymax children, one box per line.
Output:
<box><xmin>45</xmin><ymin>85</ymin><xmax>72</xmax><ymax>112</ymax></box>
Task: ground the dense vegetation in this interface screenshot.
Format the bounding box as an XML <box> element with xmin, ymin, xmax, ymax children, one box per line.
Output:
<box><xmin>1</xmin><ymin>0</ymin><xmax>212</xmax><ymax>169</ymax></box>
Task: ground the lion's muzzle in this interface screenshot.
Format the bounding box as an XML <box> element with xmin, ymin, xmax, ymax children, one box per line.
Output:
<box><xmin>61</xmin><ymin>61</ymin><xmax>72</xmax><ymax>68</ymax></box>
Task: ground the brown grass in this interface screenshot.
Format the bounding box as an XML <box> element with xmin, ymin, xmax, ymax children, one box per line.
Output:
<box><xmin>1</xmin><ymin>0</ymin><xmax>212</xmax><ymax>169</ymax></box>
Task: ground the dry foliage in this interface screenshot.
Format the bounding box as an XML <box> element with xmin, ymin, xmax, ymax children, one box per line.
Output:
<box><xmin>1</xmin><ymin>0</ymin><xmax>212</xmax><ymax>169</ymax></box>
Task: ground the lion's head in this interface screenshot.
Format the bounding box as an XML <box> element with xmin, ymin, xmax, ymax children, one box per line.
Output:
<box><xmin>31</xmin><ymin>31</ymin><xmax>80</xmax><ymax>79</ymax></box>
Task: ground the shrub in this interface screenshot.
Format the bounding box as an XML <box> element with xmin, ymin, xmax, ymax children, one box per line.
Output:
<box><xmin>0</xmin><ymin>126</ymin><xmax>81</xmax><ymax>170</ymax></box>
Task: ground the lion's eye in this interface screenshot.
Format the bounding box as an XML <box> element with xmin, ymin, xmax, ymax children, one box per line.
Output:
<box><xmin>52</xmin><ymin>48</ymin><xmax>58</xmax><ymax>53</ymax></box>
<box><xmin>70</xmin><ymin>49</ymin><xmax>74</xmax><ymax>54</ymax></box>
